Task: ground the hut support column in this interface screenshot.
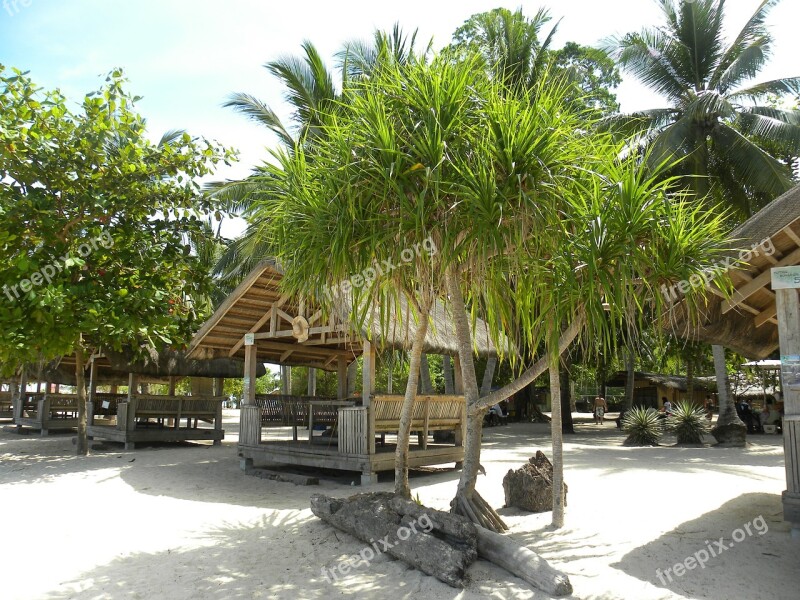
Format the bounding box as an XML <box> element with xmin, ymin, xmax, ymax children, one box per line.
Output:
<box><xmin>776</xmin><ymin>287</ymin><xmax>800</xmax><ymax>537</ymax></box>
<box><xmin>281</xmin><ymin>366</ymin><xmax>291</xmax><ymax>395</ymax></box>
<box><xmin>87</xmin><ymin>358</ymin><xmax>98</xmax><ymax>430</ymax></box>
<box><xmin>307</xmin><ymin>368</ymin><xmax>317</xmax><ymax>397</ymax></box>
<box><xmin>240</xmin><ymin>339</ymin><xmax>259</xmax><ymax>470</ymax></box>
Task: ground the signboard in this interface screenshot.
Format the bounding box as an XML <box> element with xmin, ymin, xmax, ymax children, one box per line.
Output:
<box><xmin>244</xmin><ymin>333</ymin><xmax>255</xmax><ymax>346</ymax></box>
<box><xmin>771</xmin><ymin>266</ymin><xmax>800</xmax><ymax>290</ymax></box>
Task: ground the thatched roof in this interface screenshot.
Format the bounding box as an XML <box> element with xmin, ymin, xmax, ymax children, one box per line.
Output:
<box><xmin>606</xmin><ymin>371</ymin><xmax>714</xmax><ymax>392</ymax></box>
<box><xmin>667</xmin><ymin>184</ymin><xmax>800</xmax><ymax>359</ymax></box>
<box><xmin>189</xmin><ymin>261</ymin><xmax>500</xmax><ymax>371</ymax></box>
<box><xmin>38</xmin><ymin>349</ymin><xmax>265</xmax><ymax>386</ymax></box>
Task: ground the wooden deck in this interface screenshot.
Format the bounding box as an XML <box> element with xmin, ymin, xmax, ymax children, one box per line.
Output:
<box><xmin>87</xmin><ymin>394</ymin><xmax>225</xmax><ymax>450</ymax></box>
<box><xmin>15</xmin><ymin>393</ymin><xmax>80</xmax><ymax>435</ymax></box>
<box><xmin>239</xmin><ymin>394</ymin><xmax>466</xmax><ymax>484</ymax></box>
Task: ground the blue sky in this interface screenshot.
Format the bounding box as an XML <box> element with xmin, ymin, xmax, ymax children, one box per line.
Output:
<box><xmin>2</xmin><ymin>0</ymin><xmax>799</xmax><ymax>237</ymax></box>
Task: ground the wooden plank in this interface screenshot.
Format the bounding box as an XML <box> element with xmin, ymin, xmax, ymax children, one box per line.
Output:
<box><xmin>755</xmin><ymin>303</ymin><xmax>778</xmax><ymax>328</ymax></box>
<box><xmin>722</xmin><ymin>246</ymin><xmax>800</xmax><ymax>313</ymax></box>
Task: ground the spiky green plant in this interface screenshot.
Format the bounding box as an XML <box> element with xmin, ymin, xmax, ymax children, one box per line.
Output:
<box><xmin>666</xmin><ymin>401</ymin><xmax>712</xmax><ymax>444</ymax></box>
<box><xmin>622</xmin><ymin>406</ymin><xmax>663</xmax><ymax>446</ymax></box>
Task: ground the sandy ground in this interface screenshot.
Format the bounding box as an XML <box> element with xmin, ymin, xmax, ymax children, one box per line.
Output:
<box><xmin>0</xmin><ymin>411</ymin><xmax>797</xmax><ymax>600</ymax></box>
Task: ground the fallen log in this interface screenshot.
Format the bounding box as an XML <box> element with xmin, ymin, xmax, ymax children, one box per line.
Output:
<box><xmin>310</xmin><ymin>492</ymin><xmax>476</xmax><ymax>587</ymax></box>
<box><xmin>475</xmin><ymin>526</ymin><xmax>573</xmax><ymax>596</ymax></box>
<box><xmin>311</xmin><ymin>492</ymin><xmax>573</xmax><ymax>596</ymax></box>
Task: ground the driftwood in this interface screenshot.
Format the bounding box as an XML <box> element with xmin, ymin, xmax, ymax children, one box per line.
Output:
<box><xmin>311</xmin><ymin>492</ymin><xmax>573</xmax><ymax>595</ymax></box>
<box><xmin>310</xmin><ymin>492</ymin><xmax>476</xmax><ymax>587</ymax></box>
<box><xmin>475</xmin><ymin>527</ymin><xmax>573</xmax><ymax>596</ymax></box>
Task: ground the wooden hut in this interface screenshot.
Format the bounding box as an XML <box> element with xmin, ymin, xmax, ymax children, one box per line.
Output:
<box><xmin>666</xmin><ymin>184</ymin><xmax>800</xmax><ymax>535</ymax></box>
<box><xmin>188</xmin><ymin>260</ymin><xmax>498</xmax><ymax>485</ymax></box>
<box><xmin>605</xmin><ymin>371</ymin><xmax>714</xmax><ymax>408</ymax></box>
<box><xmin>10</xmin><ymin>351</ymin><xmax>262</xmax><ymax>448</ymax></box>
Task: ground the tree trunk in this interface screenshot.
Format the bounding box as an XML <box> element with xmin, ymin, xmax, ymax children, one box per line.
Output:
<box><xmin>597</xmin><ymin>352</ymin><xmax>607</xmax><ymax>399</ymax></box>
<box><xmin>446</xmin><ymin>268</ymin><xmax>507</xmax><ymax>532</ymax></box>
<box><xmin>711</xmin><ymin>344</ymin><xmax>746</xmax><ymax>446</ymax></box>
<box><xmin>625</xmin><ymin>348</ymin><xmax>635</xmax><ymax>409</ymax></box>
<box><xmin>394</xmin><ymin>301</ymin><xmax>431</xmax><ymax>498</ymax></box>
<box><xmin>478</xmin><ymin>314</ymin><xmax>585</xmax><ymax>411</ymax></box>
<box><xmin>75</xmin><ymin>335</ymin><xmax>88</xmax><ymax>456</ymax></box>
<box><xmin>686</xmin><ymin>358</ymin><xmax>694</xmax><ymax>403</ymax></box>
<box><xmin>560</xmin><ymin>359</ymin><xmax>574</xmax><ymax>434</ymax></box>
<box><xmin>420</xmin><ymin>354</ymin><xmax>433</xmax><ymax>394</ymax></box>
<box><xmin>443</xmin><ymin>354</ymin><xmax>454</xmax><ymax>394</ymax></box>
<box><xmin>549</xmin><ymin>352</ymin><xmax>565</xmax><ymax>528</ymax></box>
<box><xmin>480</xmin><ymin>356</ymin><xmax>497</xmax><ymax>396</ymax></box>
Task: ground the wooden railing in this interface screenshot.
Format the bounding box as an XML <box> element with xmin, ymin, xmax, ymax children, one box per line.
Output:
<box><xmin>253</xmin><ymin>394</ymin><xmax>339</xmax><ymax>427</ymax></box>
<box><xmin>116</xmin><ymin>395</ymin><xmax>225</xmax><ymax>431</ymax></box>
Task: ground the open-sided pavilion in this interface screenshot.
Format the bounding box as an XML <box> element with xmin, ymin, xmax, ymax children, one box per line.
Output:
<box><xmin>188</xmin><ymin>260</ymin><xmax>498</xmax><ymax>484</ymax></box>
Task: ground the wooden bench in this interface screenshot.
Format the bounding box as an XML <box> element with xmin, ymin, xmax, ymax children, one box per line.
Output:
<box><xmin>253</xmin><ymin>395</ymin><xmax>341</xmax><ymax>440</ymax></box>
<box><xmin>87</xmin><ymin>394</ymin><xmax>225</xmax><ymax>450</ymax></box>
<box><xmin>15</xmin><ymin>393</ymin><xmax>80</xmax><ymax>435</ymax></box>
<box><xmin>338</xmin><ymin>394</ymin><xmax>465</xmax><ymax>454</ymax></box>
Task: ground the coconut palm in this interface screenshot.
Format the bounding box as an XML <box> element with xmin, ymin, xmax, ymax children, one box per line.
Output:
<box><xmin>609</xmin><ymin>0</ymin><xmax>800</xmax><ymax>216</ymax></box>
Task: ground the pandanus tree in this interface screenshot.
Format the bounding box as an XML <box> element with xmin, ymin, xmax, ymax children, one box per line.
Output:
<box><xmin>609</xmin><ymin>0</ymin><xmax>800</xmax><ymax>217</ymax></box>
<box><xmin>249</xmin><ymin>42</ymin><xmax>731</xmax><ymax>530</ymax></box>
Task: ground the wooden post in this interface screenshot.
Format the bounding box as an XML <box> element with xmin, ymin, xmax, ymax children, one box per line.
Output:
<box><xmin>281</xmin><ymin>366</ymin><xmax>291</xmax><ymax>395</ymax></box>
<box><xmin>347</xmin><ymin>361</ymin><xmax>357</xmax><ymax>397</ymax></box>
<box><xmin>168</xmin><ymin>376</ymin><xmax>177</xmax><ymax>396</ymax></box>
<box><xmin>13</xmin><ymin>368</ymin><xmax>26</xmax><ymax>427</ymax></box>
<box><xmin>127</xmin><ymin>373</ymin><xmax>138</xmax><ymax>400</ymax></box>
<box><xmin>243</xmin><ymin>341</ymin><xmax>257</xmax><ymax>406</ymax></box>
<box><xmin>213</xmin><ymin>377</ymin><xmax>224</xmax><ymax>397</ymax></box>
<box><xmin>87</xmin><ymin>358</ymin><xmax>98</xmax><ymax>427</ymax></box>
<box><xmin>337</xmin><ymin>357</ymin><xmax>348</xmax><ymax>400</ymax></box>
<box><xmin>307</xmin><ymin>367</ymin><xmax>317</xmax><ymax>397</ymax></box>
<box><xmin>443</xmin><ymin>355</ymin><xmax>454</xmax><ymax>394</ymax></box>
<box><xmin>775</xmin><ymin>287</ymin><xmax>800</xmax><ymax>537</ymax></box>
<box><xmin>362</xmin><ymin>341</ymin><xmax>375</xmax><ymax>408</ymax></box>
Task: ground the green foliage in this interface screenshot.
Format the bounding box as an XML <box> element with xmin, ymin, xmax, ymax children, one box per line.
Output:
<box><xmin>666</xmin><ymin>401</ymin><xmax>712</xmax><ymax>444</ymax></box>
<box><xmin>0</xmin><ymin>65</ymin><xmax>236</xmax><ymax>373</ymax></box>
<box><xmin>609</xmin><ymin>0</ymin><xmax>800</xmax><ymax>216</ymax></box>
<box><xmin>622</xmin><ymin>406</ymin><xmax>663</xmax><ymax>446</ymax></box>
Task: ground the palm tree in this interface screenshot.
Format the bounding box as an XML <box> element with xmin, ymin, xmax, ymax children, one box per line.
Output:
<box><xmin>610</xmin><ymin>0</ymin><xmax>800</xmax><ymax>217</ymax></box>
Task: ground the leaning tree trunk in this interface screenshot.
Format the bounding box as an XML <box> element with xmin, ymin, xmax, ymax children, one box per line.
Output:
<box><xmin>394</xmin><ymin>301</ymin><xmax>432</xmax><ymax>498</ymax></box>
<box><xmin>75</xmin><ymin>334</ymin><xmax>88</xmax><ymax>456</ymax></box>
<box><xmin>549</xmin><ymin>351</ymin><xmax>565</xmax><ymax>528</ymax></box>
<box><xmin>446</xmin><ymin>268</ymin><xmax>508</xmax><ymax>532</ymax></box>
<box><xmin>711</xmin><ymin>344</ymin><xmax>746</xmax><ymax>446</ymax></box>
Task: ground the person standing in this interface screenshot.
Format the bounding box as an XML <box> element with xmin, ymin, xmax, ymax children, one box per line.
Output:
<box><xmin>593</xmin><ymin>396</ymin><xmax>608</xmax><ymax>425</ymax></box>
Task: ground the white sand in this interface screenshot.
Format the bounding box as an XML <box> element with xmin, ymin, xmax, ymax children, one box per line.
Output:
<box><xmin>0</xmin><ymin>412</ymin><xmax>796</xmax><ymax>600</ymax></box>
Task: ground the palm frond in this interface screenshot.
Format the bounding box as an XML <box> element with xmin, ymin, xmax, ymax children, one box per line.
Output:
<box><xmin>729</xmin><ymin>77</ymin><xmax>800</xmax><ymax>101</ymax></box>
<box><xmin>223</xmin><ymin>92</ymin><xmax>294</xmax><ymax>147</ymax></box>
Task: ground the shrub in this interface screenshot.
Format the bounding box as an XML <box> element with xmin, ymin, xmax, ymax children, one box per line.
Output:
<box><xmin>666</xmin><ymin>401</ymin><xmax>711</xmax><ymax>445</ymax></box>
<box><xmin>621</xmin><ymin>406</ymin><xmax>662</xmax><ymax>446</ymax></box>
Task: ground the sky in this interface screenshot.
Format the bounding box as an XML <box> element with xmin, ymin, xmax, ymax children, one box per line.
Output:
<box><xmin>2</xmin><ymin>0</ymin><xmax>799</xmax><ymax>238</ymax></box>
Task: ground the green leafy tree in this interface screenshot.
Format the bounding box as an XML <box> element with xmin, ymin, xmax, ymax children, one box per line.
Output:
<box><xmin>0</xmin><ymin>66</ymin><xmax>234</xmax><ymax>454</ymax></box>
<box><xmin>609</xmin><ymin>0</ymin><xmax>800</xmax><ymax>216</ymax></box>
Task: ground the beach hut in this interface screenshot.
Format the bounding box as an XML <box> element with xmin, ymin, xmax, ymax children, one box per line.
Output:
<box><xmin>667</xmin><ymin>184</ymin><xmax>800</xmax><ymax>535</ymax></box>
<box><xmin>10</xmin><ymin>350</ymin><xmax>263</xmax><ymax>448</ymax></box>
<box><xmin>188</xmin><ymin>260</ymin><xmax>498</xmax><ymax>484</ymax></box>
